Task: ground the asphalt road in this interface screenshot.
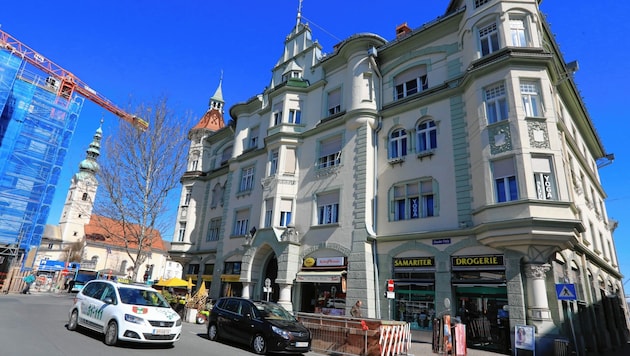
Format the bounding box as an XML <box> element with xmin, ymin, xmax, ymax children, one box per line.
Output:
<box><xmin>0</xmin><ymin>291</ymin><xmax>278</xmax><ymax>356</ymax></box>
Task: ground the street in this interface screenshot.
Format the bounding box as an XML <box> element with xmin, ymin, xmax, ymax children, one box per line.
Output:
<box><xmin>0</xmin><ymin>292</ymin><xmax>287</xmax><ymax>356</ymax></box>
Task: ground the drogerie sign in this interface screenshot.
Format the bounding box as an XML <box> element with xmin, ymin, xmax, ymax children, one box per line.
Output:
<box><xmin>451</xmin><ymin>255</ymin><xmax>504</xmax><ymax>267</ymax></box>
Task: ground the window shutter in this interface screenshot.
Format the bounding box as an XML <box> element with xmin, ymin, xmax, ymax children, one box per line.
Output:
<box><xmin>285</xmin><ymin>147</ymin><xmax>297</xmax><ymax>174</ymax></box>
<box><xmin>532</xmin><ymin>157</ymin><xmax>551</xmax><ymax>172</ymax></box>
<box><xmin>493</xmin><ymin>157</ymin><xmax>515</xmax><ymax>177</ymax></box>
<box><xmin>320</xmin><ymin>135</ymin><xmax>342</xmax><ymax>156</ymax></box>
<box><xmin>280</xmin><ymin>199</ymin><xmax>293</xmax><ymax>211</ymax></box>
<box><xmin>318</xmin><ymin>191</ymin><xmax>339</xmax><ymax>206</ymax></box>
<box><xmin>394</xmin><ymin>66</ymin><xmax>427</xmax><ymax>85</ymax></box>
<box><xmin>328</xmin><ymin>89</ymin><xmax>341</xmax><ymax>109</ymax></box>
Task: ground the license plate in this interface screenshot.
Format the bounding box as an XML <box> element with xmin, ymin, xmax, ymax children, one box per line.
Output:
<box><xmin>295</xmin><ymin>342</ymin><xmax>309</xmax><ymax>348</ymax></box>
<box><xmin>153</xmin><ymin>328</ymin><xmax>170</xmax><ymax>335</ymax></box>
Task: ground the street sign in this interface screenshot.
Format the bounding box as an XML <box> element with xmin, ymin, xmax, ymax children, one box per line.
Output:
<box><xmin>387</xmin><ymin>279</ymin><xmax>394</xmax><ymax>292</ymax></box>
<box><xmin>555</xmin><ymin>283</ymin><xmax>577</xmax><ymax>300</ymax></box>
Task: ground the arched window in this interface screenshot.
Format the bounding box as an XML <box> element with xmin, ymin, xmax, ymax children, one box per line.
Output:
<box><xmin>389</xmin><ymin>128</ymin><xmax>407</xmax><ymax>159</ymax></box>
<box><xmin>417</xmin><ymin>120</ymin><xmax>437</xmax><ymax>153</ymax></box>
<box><xmin>81</xmin><ymin>193</ymin><xmax>88</xmax><ymax>201</ymax></box>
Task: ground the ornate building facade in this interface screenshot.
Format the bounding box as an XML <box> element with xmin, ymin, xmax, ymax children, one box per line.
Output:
<box><xmin>170</xmin><ymin>0</ymin><xmax>628</xmax><ymax>354</ymax></box>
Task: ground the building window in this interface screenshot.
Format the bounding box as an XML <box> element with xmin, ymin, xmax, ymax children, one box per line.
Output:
<box><xmin>421</xmin><ymin>180</ymin><xmax>435</xmax><ymax>217</ymax></box>
<box><xmin>279</xmin><ymin>199</ymin><xmax>293</xmax><ymax>227</ymax></box>
<box><xmin>249</xmin><ymin>126</ymin><xmax>259</xmax><ymax>149</ymax></box>
<box><xmin>190</xmin><ymin>151</ymin><xmax>199</xmax><ymax>171</ymax></box>
<box><xmin>394</xmin><ymin>66</ymin><xmax>428</xmax><ymax>100</ymax></box>
<box><xmin>327</xmin><ymin>88</ymin><xmax>341</xmax><ymax>116</ymax></box>
<box><xmin>389</xmin><ymin>128</ymin><xmax>408</xmax><ymax>159</ymax></box>
<box><xmin>520</xmin><ymin>81</ymin><xmax>542</xmax><ymax>117</ymax></box>
<box><xmin>417</xmin><ymin>120</ymin><xmax>437</xmax><ymax>152</ymax></box>
<box><xmin>264</xmin><ymin>199</ymin><xmax>273</xmax><ymax>228</ymax></box>
<box><xmin>177</xmin><ymin>222</ymin><xmax>186</xmax><ymax>242</ymax></box>
<box><xmin>187</xmin><ymin>264</ymin><xmax>200</xmax><ymax>275</ymax></box>
<box><xmin>203</xmin><ymin>264</ymin><xmax>214</xmax><ymax>275</ymax></box>
<box><xmin>239</xmin><ymin>166</ymin><xmax>255</xmax><ymax>192</ymax></box>
<box><xmin>479</xmin><ymin>22</ymin><xmax>500</xmax><ymax>56</ymax></box>
<box><xmin>532</xmin><ymin>157</ymin><xmax>558</xmax><ymax>200</ymax></box>
<box><xmin>183</xmin><ymin>187</ymin><xmax>192</xmax><ymax>206</ymax></box>
<box><xmin>318</xmin><ymin>135</ymin><xmax>342</xmax><ymax>169</ymax></box>
<box><xmin>493</xmin><ymin>157</ymin><xmax>518</xmax><ymax>202</ymax></box>
<box><xmin>207</xmin><ymin>218</ymin><xmax>221</xmax><ymax>241</ymax></box>
<box><xmin>220</xmin><ymin>146</ymin><xmax>232</xmax><ymax>166</ymax></box>
<box><xmin>224</xmin><ymin>261</ymin><xmax>241</xmax><ymax>275</ymax></box>
<box><xmin>288</xmin><ymin>109</ymin><xmax>301</xmax><ymax>124</ymax></box>
<box><xmin>233</xmin><ymin>209</ymin><xmax>250</xmax><ymax>236</ymax></box>
<box><xmin>48</xmin><ymin>243</ymin><xmax>54</xmax><ymax>249</ymax></box>
<box><xmin>211</xmin><ymin>183</ymin><xmax>223</xmax><ymax>208</ymax></box>
<box><xmin>317</xmin><ymin>190</ymin><xmax>339</xmax><ymax>225</ymax></box>
<box><xmin>273</xmin><ymin>102</ymin><xmax>283</xmax><ymax>125</ymax></box>
<box><xmin>269</xmin><ymin>149</ymin><xmax>279</xmax><ymax>176</ymax></box>
<box><xmin>485</xmin><ymin>83</ymin><xmax>508</xmax><ymax>123</ymax></box>
<box><xmin>393</xmin><ymin>183</ymin><xmax>419</xmax><ymax>221</ymax></box>
<box><xmin>81</xmin><ymin>193</ymin><xmax>88</xmax><ymax>201</ymax></box>
<box><xmin>474</xmin><ymin>0</ymin><xmax>490</xmax><ymax>8</ymax></box>
<box><xmin>510</xmin><ymin>16</ymin><xmax>528</xmax><ymax>47</ymax></box>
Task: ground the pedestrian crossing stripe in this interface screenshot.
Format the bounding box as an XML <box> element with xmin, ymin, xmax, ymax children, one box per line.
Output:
<box><xmin>555</xmin><ymin>283</ymin><xmax>577</xmax><ymax>300</ymax></box>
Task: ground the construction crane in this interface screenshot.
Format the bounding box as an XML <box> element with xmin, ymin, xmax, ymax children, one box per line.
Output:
<box><xmin>0</xmin><ymin>29</ymin><xmax>148</xmax><ymax>130</ymax></box>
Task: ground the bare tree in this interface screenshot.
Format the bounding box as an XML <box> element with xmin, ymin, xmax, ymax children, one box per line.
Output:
<box><xmin>95</xmin><ymin>98</ymin><xmax>190</xmax><ymax>280</ymax></box>
<box><xmin>60</xmin><ymin>239</ymin><xmax>85</xmax><ymax>263</ymax></box>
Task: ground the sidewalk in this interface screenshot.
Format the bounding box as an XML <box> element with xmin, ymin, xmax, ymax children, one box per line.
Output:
<box><xmin>409</xmin><ymin>329</ymin><xmax>504</xmax><ymax>356</ymax></box>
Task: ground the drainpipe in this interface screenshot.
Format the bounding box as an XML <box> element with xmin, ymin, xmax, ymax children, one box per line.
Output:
<box><xmin>368</xmin><ymin>47</ymin><xmax>383</xmax><ymax>318</ymax></box>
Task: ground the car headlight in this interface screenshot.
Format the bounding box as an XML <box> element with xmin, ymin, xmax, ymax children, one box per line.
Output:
<box><xmin>176</xmin><ymin>317</ymin><xmax>182</xmax><ymax>326</ymax></box>
<box><xmin>272</xmin><ymin>325</ymin><xmax>291</xmax><ymax>340</ymax></box>
<box><xmin>124</xmin><ymin>314</ymin><xmax>145</xmax><ymax>324</ymax></box>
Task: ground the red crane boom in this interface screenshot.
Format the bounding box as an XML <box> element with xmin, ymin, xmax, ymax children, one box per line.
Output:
<box><xmin>0</xmin><ymin>29</ymin><xmax>148</xmax><ymax>130</ymax></box>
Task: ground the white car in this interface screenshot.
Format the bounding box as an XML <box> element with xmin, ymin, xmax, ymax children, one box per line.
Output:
<box><xmin>67</xmin><ymin>279</ymin><xmax>182</xmax><ymax>346</ymax></box>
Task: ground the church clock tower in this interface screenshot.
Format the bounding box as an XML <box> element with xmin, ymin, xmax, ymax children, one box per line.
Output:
<box><xmin>59</xmin><ymin>122</ymin><xmax>103</xmax><ymax>243</ymax></box>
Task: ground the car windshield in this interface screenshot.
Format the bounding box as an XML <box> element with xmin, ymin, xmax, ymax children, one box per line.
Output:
<box><xmin>118</xmin><ymin>287</ymin><xmax>170</xmax><ymax>307</ymax></box>
<box><xmin>254</xmin><ymin>302</ymin><xmax>296</xmax><ymax>321</ymax></box>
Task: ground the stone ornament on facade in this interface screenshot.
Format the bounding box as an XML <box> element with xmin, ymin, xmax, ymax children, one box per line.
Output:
<box><xmin>527</xmin><ymin>120</ymin><xmax>550</xmax><ymax>149</ymax></box>
<box><xmin>489</xmin><ymin>122</ymin><xmax>512</xmax><ymax>154</ymax></box>
<box><xmin>524</xmin><ymin>263</ymin><xmax>551</xmax><ymax>280</ymax></box>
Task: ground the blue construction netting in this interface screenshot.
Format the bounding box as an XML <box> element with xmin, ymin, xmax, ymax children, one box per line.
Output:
<box><xmin>0</xmin><ymin>48</ymin><xmax>83</xmax><ymax>267</ymax></box>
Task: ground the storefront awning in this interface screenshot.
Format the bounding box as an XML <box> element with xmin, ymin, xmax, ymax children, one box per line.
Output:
<box><xmin>296</xmin><ymin>271</ymin><xmax>345</xmax><ymax>283</ymax></box>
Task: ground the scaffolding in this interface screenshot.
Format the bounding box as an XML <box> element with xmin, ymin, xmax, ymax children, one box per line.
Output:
<box><xmin>0</xmin><ymin>48</ymin><xmax>83</xmax><ymax>271</ymax></box>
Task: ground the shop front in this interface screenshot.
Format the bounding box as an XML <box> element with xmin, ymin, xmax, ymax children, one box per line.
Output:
<box><xmin>392</xmin><ymin>256</ymin><xmax>436</xmax><ymax>330</ymax></box>
<box><xmin>295</xmin><ymin>256</ymin><xmax>347</xmax><ymax>315</ymax></box>
<box><xmin>451</xmin><ymin>254</ymin><xmax>509</xmax><ymax>354</ymax></box>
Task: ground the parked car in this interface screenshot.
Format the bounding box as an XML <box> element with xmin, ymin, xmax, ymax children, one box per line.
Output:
<box><xmin>326</xmin><ymin>298</ymin><xmax>346</xmax><ymax>309</ymax></box>
<box><xmin>207</xmin><ymin>297</ymin><xmax>311</xmax><ymax>354</ymax></box>
<box><xmin>67</xmin><ymin>279</ymin><xmax>182</xmax><ymax>346</ymax></box>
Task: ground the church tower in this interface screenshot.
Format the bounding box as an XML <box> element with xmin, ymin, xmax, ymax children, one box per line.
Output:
<box><xmin>59</xmin><ymin>121</ymin><xmax>103</xmax><ymax>243</ymax></box>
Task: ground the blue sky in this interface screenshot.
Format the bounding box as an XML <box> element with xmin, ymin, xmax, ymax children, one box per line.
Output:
<box><xmin>3</xmin><ymin>1</ymin><xmax>629</xmax><ymax>288</ymax></box>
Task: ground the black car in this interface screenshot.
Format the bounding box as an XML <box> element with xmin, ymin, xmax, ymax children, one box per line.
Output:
<box><xmin>207</xmin><ymin>297</ymin><xmax>311</xmax><ymax>354</ymax></box>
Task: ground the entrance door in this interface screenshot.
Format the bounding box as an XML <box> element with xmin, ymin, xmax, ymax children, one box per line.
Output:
<box><xmin>455</xmin><ymin>286</ymin><xmax>509</xmax><ymax>354</ymax></box>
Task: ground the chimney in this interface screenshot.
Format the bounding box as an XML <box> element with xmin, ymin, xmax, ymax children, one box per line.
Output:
<box><xmin>396</xmin><ymin>22</ymin><xmax>412</xmax><ymax>39</ymax></box>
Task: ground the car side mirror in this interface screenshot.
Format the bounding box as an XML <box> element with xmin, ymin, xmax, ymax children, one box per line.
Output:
<box><xmin>103</xmin><ymin>297</ymin><xmax>114</xmax><ymax>304</ymax></box>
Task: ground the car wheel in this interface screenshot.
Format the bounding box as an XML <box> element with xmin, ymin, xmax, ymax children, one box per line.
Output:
<box><xmin>207</xmin><ymin>323</ymin><xmax>219</xmax><ymax>341</ymax></box>
<box><xmin>68</xmin><ymin>310</ymin><xmax>79</xmax><ymax>331</ymax></box>
<box><xmin>104</xmin><ymin>321</ymin><xmax>119</xmax><ymax>346</ymax></box>
<box><xmin>252</xmin><ymin>334</ymin><xmax>267</xmax><ymax>355</ymax></box>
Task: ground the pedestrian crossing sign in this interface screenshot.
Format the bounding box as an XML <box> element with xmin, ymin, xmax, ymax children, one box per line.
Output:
<box><xmin>555</xmin><ymin>283</ymin><xmax>577</xmax><ymax>300</ymax></box>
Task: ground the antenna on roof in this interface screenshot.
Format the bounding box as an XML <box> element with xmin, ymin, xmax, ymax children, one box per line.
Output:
<box><xmin>296</xmin><ymin>0</ymin><xmax>303</xmax><ymax>33</ymax></box>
